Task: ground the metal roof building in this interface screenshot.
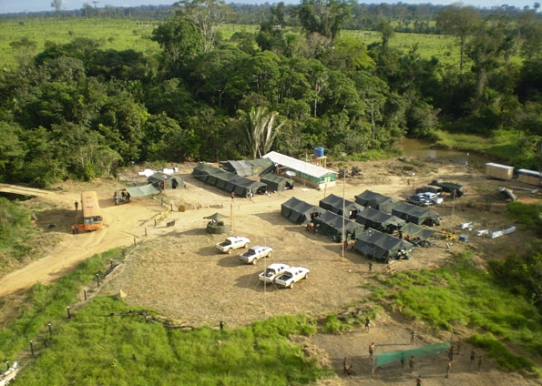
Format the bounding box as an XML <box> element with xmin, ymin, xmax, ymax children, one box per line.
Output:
<box><xmin>263</xmin><ymin>151</ymin><xmax>337</xmax><ymax>189</ymax></box>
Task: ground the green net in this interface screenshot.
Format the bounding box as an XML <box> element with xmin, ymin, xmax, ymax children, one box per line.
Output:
<box><xmin>375</xmin><ymin>340</ymin><xmax>450</xmax><ymax>368</ymax></box>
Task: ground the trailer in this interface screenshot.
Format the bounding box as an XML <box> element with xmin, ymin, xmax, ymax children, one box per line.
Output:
<box><xmin>516</xmin><ymin>169</ymin><xmax>542</xmax><ymax>186</ymax></box>
<box><xmin>485</xmin><ymin>163</ymin><xmax>514</xmax><ymax>180</ymax></box>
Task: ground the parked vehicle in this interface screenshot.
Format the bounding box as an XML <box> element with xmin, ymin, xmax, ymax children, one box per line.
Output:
<box><xmin>416</xmin><ymin>185</ymin><xmax>443</xmax><ymax>195</ymax></box>
<box><xmin>71</xmin><ymin>191</ymin><xmax>103</xmax><ymax>234</ymax></box>
<box><xmin>417</xmin><ymin>192</ymin><xmax>443</xmax><ymax>205</ymax></box>
<box><xmin>406</xmin><ymin>195</ymin><xmax>431</xmax><ymax>207</ymax></box>
<box><xmin>259</xmin><ymin>263</ymin><xmax>290</xmax><ymax>283</ymax></box>
<box><xmin>274</xmin><ymin>267</ymin><xmax>310</xmax><ymax>289</ymax></box>
<box><xmin>239</xmin><ymin>246</ymin><xmax>273</xmax><ymax>264</ymax></box>
<box><xmin>429</xmin><ymin>180</ymin><xmax>465</xmax><ymax>197</ymax></box>
<box><xmin>216</xmin><ymin>236</ymin><xmax>250</xmax><ymax>254</ymax></box>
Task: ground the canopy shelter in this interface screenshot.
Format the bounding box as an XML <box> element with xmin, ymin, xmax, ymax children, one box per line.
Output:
<box><xmin>204</xmin><ymin>213</ymin><xmax>228</xmax><ymax>223</ymax></box>
<box><xmin>126</xmin><ymin>184</ymin><xmax>159</xmax><ymax>197</ymax></box>
<box><xmin>392</xmin><ymin>202</ymin><xmax>441</xmax><ymax>226</ymax></box>
<box><xmin>319</xmin><ymin>194</ymin><xmax>364</xmax><ymax>219</ymax></box>
<box><xmin>399</xmin><ymin>223</ymin><xmax>436</xmax><ymax>246</ymax></box>
<box><xmin>148</xmin><ymin>172</ymin><xmax>182</xmax><ymax>190</ymax></box>
<box><xmin>263</xmin><ymin>151</ymin><xmax>337</xmax><ymax>189</ymax></box>
<box><xmin>281</xmin><ymin>197</ymin><xmax>325</xmax><ymax>224</ymax></box>
<box><xmin>219</xmin><ymin>160</ymin><xmax>253</xmax><ymax>177</ymax></box>
<box><xmin>313</xmin><ymin>210</ymin><xmax>364</xmax><ymax>242</ymax></box>
<box><xmin>204</xmin><ymin>212</ymin><xmax>230</xmax><ymax>234</ymax></box>
<box><xmin>192</xmin><ymin>163</ymin><xmax>267</xmax><ymax>197</ymax></box>
<box><xmin>355</xmin><ymin>190</ymin><xmax>398</xmax><ymax>213</ymax></box>
<box><xmin>260</xmin><ymin>174</ymin><xmax>294</xmax><ymax>192</ymax></box>
<box><xmin>355</xmin><ymin>207</ymin><xmax>406</xmax><ymax>233</ymax></box>
<box><xmin>248</xmin><ymin>158</ymin><xmax>275</xmax><ymax>176</ymax></box>
<box><xmin>354</xmin><ymin>228</ymin><xmax>414</xmax><ymax>263</ymax></box>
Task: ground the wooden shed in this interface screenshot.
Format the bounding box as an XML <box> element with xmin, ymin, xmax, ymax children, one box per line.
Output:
<box><xmin>485</xmin><ymin>163</ymin><xmax>514</xmax><ymax>180</ymax></box>
<box><xmin>517</xmin><ymin>169</ymin><xmax>542</xmax><ymax>186</ymax></box>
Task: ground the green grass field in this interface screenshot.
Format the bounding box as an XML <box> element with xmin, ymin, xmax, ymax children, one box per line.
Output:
<box><xmin>1</xmin><ymin>17</ymin><xmax>467</xmax><ymax>70</ymax></box>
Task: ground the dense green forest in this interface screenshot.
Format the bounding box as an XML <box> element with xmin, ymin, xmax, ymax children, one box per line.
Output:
<box><xmin>1</xmin><ymin>1</ymin><xmax>542</xmax><ymax>188</ymax></box>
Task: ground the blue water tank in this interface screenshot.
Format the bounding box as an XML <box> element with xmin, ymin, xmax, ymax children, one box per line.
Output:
<box><xmin>314</xmin><ymin>146</ymin><xmax>325</xmax><ymax>158</ymax></box>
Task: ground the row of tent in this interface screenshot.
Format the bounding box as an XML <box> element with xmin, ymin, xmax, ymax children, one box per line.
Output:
<box><xmin>355</xmin><ymin>190</ymin><xmax>441</xmax><ymax>226</ymax></box>
<box><xmin>193</xmin><ymin>163</ymin><xmax>267</xmax><ymax>197</ymax></box>
<box><xmin>281</xmin><ymin>195</ymin><xmax>438</xmax><ymax>262</ymax></box>
<box><xmin>192</xmin><ymin>163</ymin><xmax>295</xmax><ymax>197</ymax></box>
<box><xmin>320</xmin><ymin>191</ymin><xmax>441</xmax><ymax>227</ymax></box>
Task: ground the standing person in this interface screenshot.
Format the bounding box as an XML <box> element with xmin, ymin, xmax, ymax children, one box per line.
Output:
<box><xmin>407</xmin><ymin>179</ymin><xmax>411</xmax><ymax>188</ymax></box>
<box><xmin>446</xmin><ymin>360</ymin><xmax>452</xmax><ymax>378</ymax></box>
<box><xmin>448</xmin><ymin>344</ymin><xmax>454</xmax><ymax>361</ymax></box>
<box><xmin>416</xmin><ymin>374</ymin><xmax>423</xmax><ymax>386</ymax></box>
<box><xmin>365</xmin><ymin>317</ymin><xmax>371</xmax><ymax>332</ymax></box>
<box><xmin>369</xmin><ymin>342</ymin><xmax>375</xmax><ymax>357</ymax></box>
<box><xmin>219</xmin><ymin>321</ymin><xmax>225</xmax><ymax>330</ymax></box>
<box><xmin>74</xmin><ymin>201</ymin><xmax>78</xmax><ymax>211</ymax></box>
<box><xmin>410</xmin><ymin>331</ymin><xmax>416</xmax><ymax>345</ymax></box>
<box><xmin>409</xmin><ymin>356</ymin><xmax>415</xmax><ymax>374</ymax></box>
<box><xmin>477</xmin><ymin>355</ymin><xmax>483</xmax><ymax>372</ymax></box>
<box><xmin>369</xmin><ymin>262</ymin><xmax>373</xmax><ymax>273</ymax></box>
<box><xmin>231</xmin><ymin>191</ymin><xmax>235</xmax><ymax>200</ymax></box>
<box><xmin>470</xmin><ymin>350</ymin><xmax>476</xmax><ymax>366</ymax></box>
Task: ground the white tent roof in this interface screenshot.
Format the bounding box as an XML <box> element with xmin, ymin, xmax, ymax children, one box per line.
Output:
<box><xmin>263</xmin><ymin>151</ymin><xmax>337</xmax><ymax>178</ymax></box>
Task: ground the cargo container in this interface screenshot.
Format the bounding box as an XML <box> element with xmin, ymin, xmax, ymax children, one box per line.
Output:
<box><xmin>485</xmin><ymin>163</ymin><xmax>514</xmax><ymax>180</ymax></box>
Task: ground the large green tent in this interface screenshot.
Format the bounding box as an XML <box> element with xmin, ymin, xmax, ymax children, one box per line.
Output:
<box><xmin>281</xmin><ymin>197</ymin><xmax>325</xmax><ymax>224</ymax></box>
<box><xmin>313</xmin><ymin>210</ymin><xmax>364</xmax><ymax>242</ymax></box>
<box><xmin>355</xmin><ymin>190</ymin><xmax>398</xmax><ymax>213</ymax></box>
<box><xmin>392</xmin><ymin>202</ymin><xmax>441</xmax><ymax>226</ymax></box>
<box><xmin>260</xmin><ymin>174</ymin><xmax>294</xmax><ymax>192</ymax></box>
<box><xmin>319</xmin><ymin>194</ymin><xmax>364</xmax><ymax>219</ymax></box>
<box><xmin>355</xmin><ymin>207</ymin><xmax>406</xmax><ymax>233</ymax></box>
<box><xmin>354</xmin><ymin>228</ymin><xmax>414</xmax><ymax>263</ymax></box>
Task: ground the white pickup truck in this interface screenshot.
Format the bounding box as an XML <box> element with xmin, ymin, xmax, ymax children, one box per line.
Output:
<box><xmin>216</xmin><ymin>236</ymin><xmax>250</xmax><ymax>254</ymax></box>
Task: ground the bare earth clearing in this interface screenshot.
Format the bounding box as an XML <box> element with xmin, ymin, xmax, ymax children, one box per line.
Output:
<box><xmin>1</xmin><ymin>159</ymin><xmax>541</xmax><ymax>385</ymax></box>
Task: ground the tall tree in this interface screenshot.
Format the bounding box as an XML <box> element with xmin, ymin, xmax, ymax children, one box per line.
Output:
<box><xmin>436</xmin><ymin>5</ymin><xmax>481</xmax><ymax>75</ymax></box>
<box><xmin>296</xmin><ymin>0</ymin><xmax>353</xmax><ymax>40</ymax></box>
<box><xmin>237</xmin><ymin>106</ymin><xmax>285</xmax><ymax>158</ymax></box>
<box><xmin>173</xmin><ymin>0</ymin><xmax>231</xmax><ymax>52</ymax></box>
<box><xmin>151</xmin><ymin>17</ymin><xmax>203</xmax><ymax>74</ymax></box>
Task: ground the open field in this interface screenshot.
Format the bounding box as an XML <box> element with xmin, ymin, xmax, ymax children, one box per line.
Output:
<box><xmin>1</xmin><ymin>157</ymin><xmax>541</xmax><ymax>385</ymax></box>
<box><xmin>1</xmin><ymin>17</ymin><xmax>478</xmax><ymax>70</ymax></box>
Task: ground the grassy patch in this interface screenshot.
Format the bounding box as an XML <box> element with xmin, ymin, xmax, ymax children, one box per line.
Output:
<box><xmin>428</xmin><ymin>129</ymin><xmax>519</xmax><ymax>160</ymax></box>
<box><xmin>367</xmin><ymin>253</ymin><xmax>542</xmax><ymax>373</ymax></box>
<box><xmin>468</xmin><ymin>333</ymin><xmax>540</xmax><ymax>376</ymax></box>
<box><xmin>14</xmin><ymin>296</ymin><xmax>327</xmax><ymax>385</ymax></box>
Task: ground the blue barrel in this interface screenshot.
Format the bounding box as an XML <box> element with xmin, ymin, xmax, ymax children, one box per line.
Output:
<box><xmin>314</xmin><ymin>146</ymin><xmax>325</xmax><ymax>158</ymax></box>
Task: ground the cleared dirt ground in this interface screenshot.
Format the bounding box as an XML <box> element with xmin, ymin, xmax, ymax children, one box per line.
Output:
<box><xmin>1</xmin><ymin>158</ymin><xmax>541</xmax><ymax>385</ymax></box>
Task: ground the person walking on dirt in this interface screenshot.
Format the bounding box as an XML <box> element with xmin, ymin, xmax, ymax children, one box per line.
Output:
<box><xmin>369</xmin><ymin>262</ymin><xmax>373</xmax><ymax>273</ymax></box>
<box><xmin>74</xmin><ymin>201</ymin><xmax>78</xmax><ymax>211</ymax></box>
<box><xmin>369</xmin><ymin>342</ymin><xmax>376</xmax><ymax>357</ymax></box>
<box><xmin>231</xmin><ymin>192</ymin><xmax>235</xmax><ymax>200</ymax></box>
<box><xmin>407</xmin><ymin>179</ymin><xmax>411</xmax><ymax>188</ymax></box>
<box><xmin>410</xmin><ymin>331</ymin><xmax>416</xmax><ymax>345</ymax></box>
<box><xmin>477</xmin><ymin>355</ymin><xmax>483</xmax><ymax>372</ymax></box>
<box><xmin>416</xmin><ymin>374</ymin><xmax>423</xmax><ymax>386</ymax></box>
<box><xmin>409</xmin><ymin>356</ymin><xmax>415</xmax><ymax>374</ymax></box>
<box><xmin>446</xmin><ymin>360</ymin><xmax>452</xmax><ymax>378</ymax></box>
<box><xmin>365</xmin><ymin>317</ymin><xmax>371</xmax><ymax>332</ymax></box>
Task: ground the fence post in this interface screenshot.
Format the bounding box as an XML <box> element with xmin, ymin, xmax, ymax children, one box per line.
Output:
<box><xmin>30</xmin><ymin>340</ymin><xmax>34</xmax><ymax>356</ymax></box>
<box><xmin>48</xmin><ymin>322</ymin><xmax>52</xmax><ymax>338</ymax></box>
<box><xmin>67</xmin><ymin>306</ymin><xmax>71</xmax><ymax>319</ymax></box>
